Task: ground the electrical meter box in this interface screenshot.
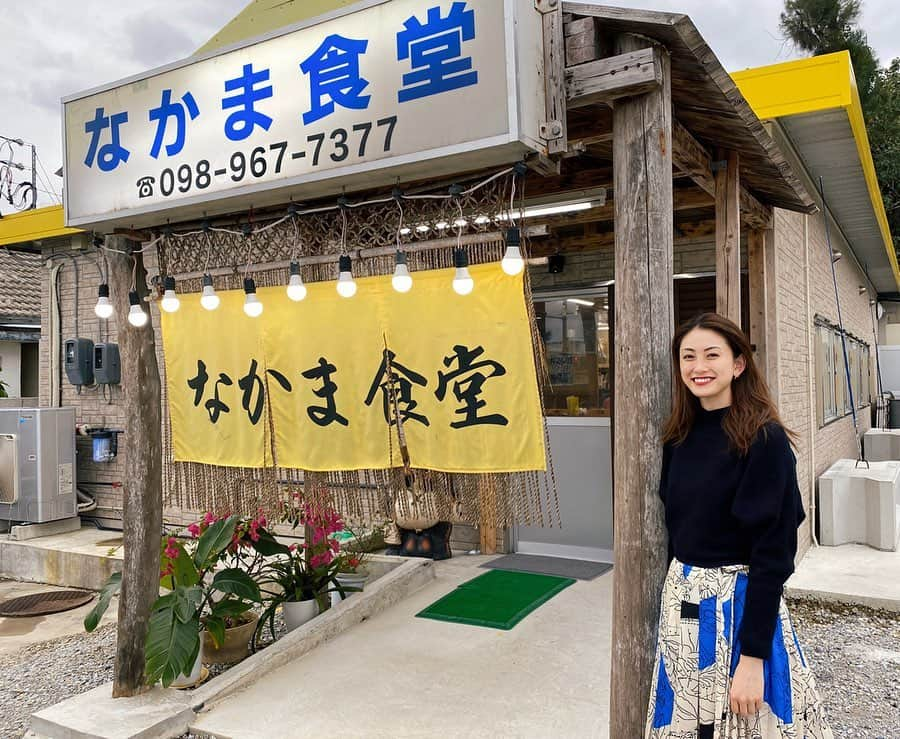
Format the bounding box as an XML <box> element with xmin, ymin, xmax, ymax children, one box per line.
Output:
<box><xmin>64</xmin><ymin>338</ymin><xmax>94</xmax><ymax>386</ymax></box>
<box><xmin>94</xmin><ymin>343</ymin><xmax>121</xmax><ymax>385</ymax></box>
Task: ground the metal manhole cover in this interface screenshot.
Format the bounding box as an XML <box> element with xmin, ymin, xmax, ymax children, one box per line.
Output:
<box><xmin>0</xmin><ymin>590</ymin><xmax>94</xmax><ymax>617</ymax></box>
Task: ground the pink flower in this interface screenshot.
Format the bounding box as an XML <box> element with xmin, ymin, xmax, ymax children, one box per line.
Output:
<box><xmin>187</xmin><ymin>523</ymin><xmax>201</xmax><ymax>538</ymax></box>
<box><xmin>288</xmin><ymin>543</ymin><xmax>299</xmax><ymax>552</ymax></box>
<box><xmin>329</xmin><ymin>538</ymin><xmax>340</xmax><ymax>553</ymax></box>
<box><xmin>164</xmin><ymin>537</ymin><xmax>180</xmax><ymax>559</ymax></box>
<box><xmin>203</xmin><ymin>512</ymin><xmax>215</xmax><ymax>525</ymax></box>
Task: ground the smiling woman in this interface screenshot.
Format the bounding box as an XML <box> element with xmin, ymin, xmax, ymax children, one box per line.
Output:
<box><xmin>646</xmin><ymin>313</ymin><xmax>833</xmax><ymax>738</ymax></box>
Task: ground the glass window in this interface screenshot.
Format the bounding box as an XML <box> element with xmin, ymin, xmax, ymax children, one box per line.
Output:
<box><xmin>534</xmin><ymin>290</ymin><xmax>612</xmax><ymax>417</ymax></box>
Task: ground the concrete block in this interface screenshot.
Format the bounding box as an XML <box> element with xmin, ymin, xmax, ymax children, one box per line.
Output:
<box><xmin>863</xmin><ymin>428</ymin><xmax>900</xmax><ymax>462</ymax></box>
<box><xmin>30</xmin><ymin>684</ymin><xmax>194</xmax><ymax>739</ymax></box>
<box><xmin>818</xmin><ymin>459</ymin><xmax>900</xmax><ymax>551</ymax></box>
<box><xmin>11</xmin><ymin>516</ymin><xmax>82</xmax><ymax>541</ymax></box>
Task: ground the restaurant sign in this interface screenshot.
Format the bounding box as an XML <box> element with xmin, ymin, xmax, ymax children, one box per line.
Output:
<box><xmin>62</xmin><ymin>0</ymin><xmax>547</xmax><ymax>230</ymax></box>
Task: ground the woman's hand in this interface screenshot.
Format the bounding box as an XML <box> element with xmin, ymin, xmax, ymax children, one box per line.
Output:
<box><xmin>730</xmin><ymin>655</ymin><xmax>764</xmax><ymax>716</ymax></box>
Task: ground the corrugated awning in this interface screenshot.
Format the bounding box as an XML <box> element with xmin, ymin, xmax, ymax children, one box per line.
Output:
<box><xmin>732</xmin><ymin>51</ymin><xmax>900</xmax><ymax>293</ymax></box>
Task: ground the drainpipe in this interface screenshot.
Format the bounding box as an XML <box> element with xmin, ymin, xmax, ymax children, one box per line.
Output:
<box><xmin>804</xmin><ymin>214</ymin><xmax>819</xmax><ymax>547</ymax></box>
<box><xmin>48</xmin><ymin>262</ymin><xmax>63</xmax><ymax>408</ymax></box>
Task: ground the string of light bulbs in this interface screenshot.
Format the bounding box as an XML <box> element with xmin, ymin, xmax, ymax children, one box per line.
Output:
<box><xmin>92</xmin><ymin>162</ymin><xmax>528</xmax><ymax>325</ymax></box>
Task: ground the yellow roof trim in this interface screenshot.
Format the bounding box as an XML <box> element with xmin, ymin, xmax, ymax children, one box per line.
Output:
<box><xmin>733</xmin><ymin>51</ymin><xmax>899</xmax><ymax>291</ymax></box>
<box><xmin>0</xmin><ymin>205</ymin><xmax>83</xmax><ymax>249</ymax></box>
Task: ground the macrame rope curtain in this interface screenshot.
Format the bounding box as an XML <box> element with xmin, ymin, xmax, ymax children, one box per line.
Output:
<box><xmin>151</xmin><ymin>166</ymin><xmax>561</xmax><ymax>532</ymax></box>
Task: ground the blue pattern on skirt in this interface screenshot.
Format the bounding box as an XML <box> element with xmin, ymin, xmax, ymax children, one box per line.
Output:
<box><xmin>645</xmin><ymin>559</ymin><xmax>833</xmax><ymax>738</ymax></box>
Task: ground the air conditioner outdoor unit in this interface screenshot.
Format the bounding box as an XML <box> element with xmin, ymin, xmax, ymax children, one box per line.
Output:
<box><xmin>0</xmin><ymin>407</ymin><xmax>77</xmax><ymax>524</ymax></box>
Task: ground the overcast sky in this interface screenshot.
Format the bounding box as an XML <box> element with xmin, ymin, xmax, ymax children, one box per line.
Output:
<box><xmin>2</xmin><ymin>0</ymin><xmax>899</xmax><ymax>209</ymax></box>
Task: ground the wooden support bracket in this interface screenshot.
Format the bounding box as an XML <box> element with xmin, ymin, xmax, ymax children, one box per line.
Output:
<box><xmin>672</xmin><ymin>119</ymin><xmax>772</xmax><ymax>229</ymax></box>
<box><xmin>566</xmin><ymin>47</ymin><xmax>663</xmax><ymax>108</ymax></box>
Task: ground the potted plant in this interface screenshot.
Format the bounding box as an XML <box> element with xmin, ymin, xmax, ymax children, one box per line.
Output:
<box><xmin>330</xmin><ymin>530</ymin><xmax>372</xmax><ymax>608</ymax></box>
<box><xmin>254</xmin><ymin>502</ymin><xmax>347</xmax><ymax>642</ymax></box>
<box><xmin>85</xmin><ymin>513</ymin><xmax>273</xmax><ymax>687</ymax></box>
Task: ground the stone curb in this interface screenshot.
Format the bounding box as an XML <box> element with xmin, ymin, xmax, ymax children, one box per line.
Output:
<box><xmin>28</xmin><ymin>556</ymin><xmax>434</xmax><ymax>739</ymax></box>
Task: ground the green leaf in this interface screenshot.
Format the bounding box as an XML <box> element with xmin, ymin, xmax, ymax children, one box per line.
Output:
<box><xmin>83</xmin><ymin>571</ymin><xmax>121</xmax><ymax>632</ymax></box>
<box><xmin>211</xmin><ymin>568</ymin><xmax>261</xmax><ymax>602</ymax></box>
<box><xmin>204</xmin><ymin>615</ymin><xmax>226</xmax><ymax>649</ymax></box>
<box><xmin>173</xmin><ymin>586</ymin><xmax>203</xmax><ymax>623</ymax></box>
<box><xmin>193</xmin><ymin>516</ymin><xmax>239</xmax><ymax>569</ymax></box>
<box><xmin>145</xmin><ymin>596</ymin><xmax>201</xmax><ymax>688</ymax></box>
<box><xmin>209</xmin><ymin>598</ymin><xmax>252</xmax><ymax>619</ymax></box>
<box><xmin>250</xmin><ymin>528</ymin><xmax>291</xmax><ymax>557</ymax></box>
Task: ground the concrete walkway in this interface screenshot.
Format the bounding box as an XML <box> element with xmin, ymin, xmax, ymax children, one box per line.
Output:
<box><xmin>191</xmin><ymin>554</ymin><xmax>612</xmax><ymax>739</ymax></box>
<box><xmin>786</xmin><ymin>542</ymin><xmax>900</xmax><ymax>611</ymax></box>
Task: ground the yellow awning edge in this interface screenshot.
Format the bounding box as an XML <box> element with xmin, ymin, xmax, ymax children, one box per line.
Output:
<box><xmin>0</xmin><ymin>205</ymin><xmax>83</xmax><ymax>249</ymax></box>
<box><xmin>733</xmin><ymin>51</ymin><xmax>900</xmax><ymax>292</ymax></box>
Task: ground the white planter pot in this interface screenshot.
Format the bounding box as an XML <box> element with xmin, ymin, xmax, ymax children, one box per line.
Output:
<box><xmin>331</xmin><ymin>572</ymin><xmax>369</xmax><ymax>608</ymax></box>
<box><xmin>283</xmin><ymin>598</ymin><xmax>319</xmax><ymax>632</ymax></box>
<box><xmin>170</xmin><ymin>644</ymin><xmax>204</xmax><ymax>688</ymax></box>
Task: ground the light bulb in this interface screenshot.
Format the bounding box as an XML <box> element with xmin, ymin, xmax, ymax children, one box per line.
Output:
<box><xmin>200</xmin><ymin>274</ymin><xmax>220</xmax><ymax>310</ymax></box>
<box><xmin>94</xmin><ymin>284</ymin><xmax>114</xmax><ymax>319</ymax></box>
<box><xmin>160</xmin><ymin>276</ymin><xmax>180</xmax><ymax>313</ymax></box>
<box><xmin>392</xmin><ymin>251</ymin><xmax>413</xmax><ymax>293</ymax></box>
<box><xmin>336</xmin><ymin>255</ymin><xmax>357</xmax><ymax>298</ymax></box>
<box><xmin>474</xmin><ymin>215</ymin><xmax>491</xmax><ymax>225</ymax></box>
<box><xmin>501</xmin><ymin>228</ymin><xmax>525</xmax><ymax>275</ymax></box>
<box><xmin>243</xmin><ymin>277</ymin><xmax>263</xmax><ymax>317</ymax></box>
<box><xmin>452</xmin><ymin>248</ymin><xmax>474</xmax><ymax>295</ymax></box>
<box><xmin>127</xmin><ymin>291</ymin><xmax>148</xmax><ymax>327</ymax></box>
<box><xmin>286</xmin><ymin>262</ymin><xmax>307</xmax><ymax>301</ymax></box>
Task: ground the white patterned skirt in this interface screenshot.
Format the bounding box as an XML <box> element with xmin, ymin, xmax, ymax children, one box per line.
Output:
<box><xmin>645</xmin><ymin>558</ymin><xmax>833</xmax><ymax>739</ymax></box>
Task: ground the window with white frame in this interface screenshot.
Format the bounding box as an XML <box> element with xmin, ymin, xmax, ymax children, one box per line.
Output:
<box><xmin>815</xmin><ymin>318</ymin><xmax>871</xmax><ymax>426</ymax></box>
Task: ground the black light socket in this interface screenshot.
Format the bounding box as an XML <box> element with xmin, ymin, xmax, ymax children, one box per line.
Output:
<box><xmin>339</xmin><ymin>254</ymin><xmax>352</xmax><ymax>273</ymax></box>
<box><xmin>395</xmin><ymin>250</ymin><xmax>407</xmax><ymax>265</ymax></box>
<box><xmin>202</xmin><ymin>273</ymin><xmax>214</xmax><ymax>288</ymax></box>
<box><xmin>548</xmin><ymin>254</ymin><xmax>566</xmax><ymax>274</ymax></box>
<box><xmin>290</xmin><ymin>261</ymin><xmax>301</xmax><ymax>276</ymax></box>
<box><xmin>454</xmin><ymin>248</ymin><xmax>468</xmax><ymax>268</ymax></box>
<box><xmin>128</xmin><ymin>290</ymin><xmax>140</xmax><ymax>307</ymax></box>
<box><xmin>163</xmin><ymin>275</ymin><xmax>176</xmax><ymax>291</ymax></box>
<box><xmin>506</xmin><ymin>227</ymin><xmax>521</xmax><ymax>246</ymax></box>
<box><xmin>243</xmin><ymin>277</ymin><xmax>256</xmax><ymax>294</ymax></box>
<box><xmin>97</xmin><ymin>283</ymin><xmax>110</xmax><ymax>299</ymax></box>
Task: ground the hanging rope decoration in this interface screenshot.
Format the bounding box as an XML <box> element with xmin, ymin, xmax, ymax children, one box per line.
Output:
<box><xmin>152</xmin><ymin>166</ymin><xmax>561</xmax><ymax>533</ymax></box>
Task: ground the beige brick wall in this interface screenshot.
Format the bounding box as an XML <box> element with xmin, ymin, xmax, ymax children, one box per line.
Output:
<box><xmin>771</xmin><ymin>208</ymin><xmax>876</xmax><ymax>557</ymax></box>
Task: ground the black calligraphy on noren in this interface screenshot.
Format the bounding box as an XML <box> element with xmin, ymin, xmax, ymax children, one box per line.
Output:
<box><xmin>364</xmin><ymin>348</ymin><xmax>429</xmax><ymax>426</ymax></box>
<box><xmin>435</xmin><ymin>344</ymin><xmax>508</xmax><ymax>428</ymax></box>
<box><xmin>237</xmin><ymin>358</ymin><xmax>293</xmax><ymax>425</ymax></box>
<box><xmin>301</xmin><ymin>357</ymin><xmax>349</xmax><ymax>427</ymax></box>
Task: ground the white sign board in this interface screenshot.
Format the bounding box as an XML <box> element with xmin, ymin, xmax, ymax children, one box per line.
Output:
<box><xmin>62</xmin><ymin>0</ymin><xmax>547</xmax><ymax>230</ymax></box>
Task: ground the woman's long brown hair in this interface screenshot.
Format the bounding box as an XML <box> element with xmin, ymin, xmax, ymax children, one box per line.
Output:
<box><xmin>661</xmin><ymin>313</ymin><xmax>797</xmax><ymax>455</ymax></box>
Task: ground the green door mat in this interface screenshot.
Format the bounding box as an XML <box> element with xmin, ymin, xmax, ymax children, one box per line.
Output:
<box><xmin>416</xmin><ymin>569</ymin><xmax>575</xmax><ymax>630</ymax></box>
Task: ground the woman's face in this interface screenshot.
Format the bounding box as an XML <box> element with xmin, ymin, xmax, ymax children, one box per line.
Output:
<box><xmin>678</xmin><ymin>327</ymin><xmax>746</xmax><ymax>410</ymax></box>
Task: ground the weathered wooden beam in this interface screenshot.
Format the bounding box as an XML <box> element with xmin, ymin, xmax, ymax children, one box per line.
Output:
<box><xmin>540</xmin><ymin>2</ymin><xmax>568</xmax><ymax>157</ymax></box>
<box><xmin>478</xmin><ymin>475</ymin><xmax>498</xmax><ymax>555</ymax></box>
<box><xmin>566</xmin><ymin>47</ymin><xmax>663</xmax><ymax>108</ymax></box>
<box><xmin>747</xmin><ymin>228</ymin><xmax>768</xmax><ymax>373</ymax></box>
<box><xmin>108</xmin><ymin>237</ymin><xmax>163</xmax><ymax>697</ymax></box>
<box><xmin>610</xmin><ymin>33</ymin><xmax>672</xmax><ymax>738</ymax></box>
<box><xmin>672</xmin><ymin>119</ymin><xmax>772</xmax><ymax>229</ymax></box>
<box><xmin>564</xmin><ymin>16</ymin><xmax>603</xmax><ymax>65</ymax></box>
<box><xmin>715</xmin><ymin>149</ymin><xmax>742</xmax><ymax>325</ymax></box>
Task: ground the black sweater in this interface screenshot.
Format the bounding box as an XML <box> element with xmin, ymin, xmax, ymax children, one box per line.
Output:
<box><xmin>658</xmin><ymin>406</ymin><xmax>806</xmax><ymax>659</ymax></box>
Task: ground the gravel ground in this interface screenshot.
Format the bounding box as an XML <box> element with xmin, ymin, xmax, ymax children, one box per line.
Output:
<box><xmin>788</xmin><ymin>599</ymin><xmax>900</xmax><ymax>738</ymax></box>
<box><xmin>1</xmin><ymin>600</ymin><xmax>897</xmax><ymax>738</ymax></box>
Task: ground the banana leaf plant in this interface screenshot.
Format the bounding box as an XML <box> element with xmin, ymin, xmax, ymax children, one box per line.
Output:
<box><xmin>85</xmin><ymin>514</ymin><xmax>269</xmax><ymax>688</ymax></box>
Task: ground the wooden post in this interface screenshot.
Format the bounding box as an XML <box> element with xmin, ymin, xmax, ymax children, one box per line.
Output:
<box><xmin>715</xmin><ymin>149</ymin><xmax>741</xmax><ymax>325</ymax></box>
<box><xmin>479</xmin><ymin>474</ymin><xmax>497</xmax><ymax>555</ymax></box>
<box><xmin>107</xmin><ymin>237</ymin><xmax>163</xmax><ymax>697</ymax></box>
<box><xmin>610</xmin><ymin>33</ymin><xmax>673</xmax><ymax>738</ymax></box>
<box><xmin>747</xmin><ymin>228</ymin><xmax>768</xmax><ymax>375</ymax></box>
